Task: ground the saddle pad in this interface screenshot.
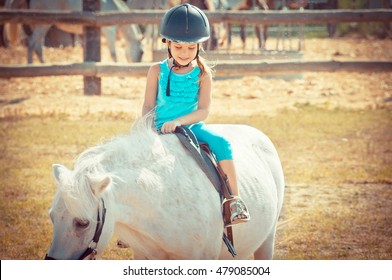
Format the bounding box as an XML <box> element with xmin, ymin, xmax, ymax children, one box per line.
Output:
<box><xmin>174</xmin><ymin>126</ymin><xmax>222</xmax><ymax>195</ymax></box>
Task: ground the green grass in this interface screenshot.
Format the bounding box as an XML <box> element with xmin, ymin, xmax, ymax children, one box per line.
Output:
<box><xmin>1</xmin><ymin>106</ymin><xmax>391</xmax><ymax>259</ymax></box>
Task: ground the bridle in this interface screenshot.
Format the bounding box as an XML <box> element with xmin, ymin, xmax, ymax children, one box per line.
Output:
<box><xmin>45</xmin><ymin>198</ymin><xmax>107</xmax><ymax>260</ymax></box>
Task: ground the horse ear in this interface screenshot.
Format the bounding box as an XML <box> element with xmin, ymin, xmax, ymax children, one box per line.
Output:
<box><xmin>52</xmin><ymin>164</ymin><xmax>69</xmax><ymax>185</ymax></box>
<box><xmin>89</xmin><ymin>176</ymin><xmax>111</xmax><ymax>196</ymax></box>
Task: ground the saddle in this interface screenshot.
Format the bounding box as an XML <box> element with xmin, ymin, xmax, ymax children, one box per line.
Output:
<box><xmin>174</xmin><ymin>126</ymin><xmax>237</xmax><ymax>257</ymax></box>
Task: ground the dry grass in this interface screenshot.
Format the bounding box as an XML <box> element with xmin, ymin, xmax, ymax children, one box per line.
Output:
<box><xmin>1</xmin><ymin>37</ymin><xmax>391</xmax><ymax>259</ymax></box>
<box><xmin>0</xmin><ymin>106</ymin><xmax>391</xmax><ymax>260</ymax></box>
<box><xmin>276</xmin><ymin>183</ymin><xmax>392</xmax><ymax>259</ymax></box>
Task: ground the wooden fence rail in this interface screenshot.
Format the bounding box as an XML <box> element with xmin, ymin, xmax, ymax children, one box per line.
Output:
<box><xmin>1</xmin><ymin>60</ymin><xmax>391</xmax><ymax>78</ymax></box>
<box><xmin>0</xmin><ymin>9</ymin><xmax>391</xmax><ymax>26</ymax></box>
<box><xmin>0</xmin><ymin>9</ymin><xmax>391</xmax><ymax>90</ymax></box>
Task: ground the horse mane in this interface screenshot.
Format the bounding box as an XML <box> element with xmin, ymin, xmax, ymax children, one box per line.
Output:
<box><xmin>58</xmin><ymin>113</ymin><xmax>168</xmax><ymax>220</ymax></box>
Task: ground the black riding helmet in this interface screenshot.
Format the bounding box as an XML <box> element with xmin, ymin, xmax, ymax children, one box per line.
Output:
<box><xmin>160</xmin><ymin>3</ymin><xmax>210</xmax><ymax>43</ymax></box>
<box><xmin>160</xmin><ymin>4</ymin><xmax>210</xmax><ymax>96</ymax></box>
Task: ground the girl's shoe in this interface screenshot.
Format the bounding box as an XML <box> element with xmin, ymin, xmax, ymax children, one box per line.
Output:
<box><xmin>223</xmin><ymin>196</ymin><xmax>250</xmax><ymax>227</ymax></box>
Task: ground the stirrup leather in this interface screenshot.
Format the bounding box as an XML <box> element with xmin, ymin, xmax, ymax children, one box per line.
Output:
<box><xmin>223</xmin><ymin>196</ymin><xmax>250</xmax><ymax>227</ymax></box>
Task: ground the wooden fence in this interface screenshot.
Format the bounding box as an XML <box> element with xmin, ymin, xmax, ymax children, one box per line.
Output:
<box><xmin>1</xmin><ymin>9</ymin><xmax>391</xmax><ymax>25</ymax></box>
<box><xmin>0</xmin><ymin>9</ymin><xmax>391</xmax><ymax>94</ymax></box>
<box><xmin>1</xmin><ymin>60</ymin><xmax>391</xmax><ymax>78</ymax></box>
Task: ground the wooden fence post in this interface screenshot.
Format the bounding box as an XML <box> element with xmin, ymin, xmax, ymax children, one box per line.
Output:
<box><xmin>83</xmin><ymin>0</ymin><xmax>101</xmax><ymax>96</ymax></box>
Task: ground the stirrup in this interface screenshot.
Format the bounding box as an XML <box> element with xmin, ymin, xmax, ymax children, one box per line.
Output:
<box><xmin>223</xmin><ymin>196</ymin><xmax>250</xmax><ymax>227</ymax></box>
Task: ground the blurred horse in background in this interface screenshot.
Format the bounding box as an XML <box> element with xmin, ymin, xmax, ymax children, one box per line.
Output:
<box><xmin>2</xmin><ymin>0</ymin><xmax>29</xmax><ymax>47</ymax></box>
<box><xmin>5</xmin><ymin>0</ymin><xmax>144</xmax><ymax>63</ymax></box>
<box><xmin>224</xmin><ymin>0</ymin><xmax>269</xmax><ymax>50</ymax></box>
<box><xmin>180</xmin><ymin>0</ymin><xmax>219</xmax><ymax>50</ymax></box>
<box><xmin>270</xmin><ymin>0</ymin><xmax>308</xmax><ymax>51</ymax></box>
<box><xmin>218</xmin><ymin>0</ymin><xmax>308</xmax><ymax>51</ymax></box>
<box><xmin>125</xmin><ymin>0</ymin><xmax>170</xmax><ymax>51</ymax></box>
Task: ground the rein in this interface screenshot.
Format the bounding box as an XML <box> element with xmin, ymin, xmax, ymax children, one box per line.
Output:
<box><xmin>45</xmin><ymin>198</ymin><xmax>107</xmax><ymax>260</ymax></box>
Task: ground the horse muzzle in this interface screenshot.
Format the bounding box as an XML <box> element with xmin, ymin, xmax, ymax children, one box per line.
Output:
<box><xmin>44</xmin><ymin>199</ymin><xmax>106</xmax><ymax>260</ymax></box>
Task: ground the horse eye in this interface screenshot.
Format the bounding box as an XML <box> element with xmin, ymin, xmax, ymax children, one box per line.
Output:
<box><xmin>74</xmin><ymin>218</ymin><xmax>89</xmax><ymax>228</ymax></box>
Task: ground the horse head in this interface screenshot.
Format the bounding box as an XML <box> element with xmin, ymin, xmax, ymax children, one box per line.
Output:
<box><xmin>45</xmin><ymin>164</ymin><xmax>114</xmax><ymax>260</ymax></box>
<box><xmin>120</xmin><ymin>24</ymin><xmax>144</xmax><ymax>63</ymax></box>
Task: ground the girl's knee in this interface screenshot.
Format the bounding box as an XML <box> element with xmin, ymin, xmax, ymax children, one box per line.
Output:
<box><xmin>190</xmin><ymin>124</ymin><xmax>233</xmax><ymax>161</ymax></box>
<box><xmin>210</xmin><ymin>136</ymin><xmax>233</xmax><ymax>161</ymax></box>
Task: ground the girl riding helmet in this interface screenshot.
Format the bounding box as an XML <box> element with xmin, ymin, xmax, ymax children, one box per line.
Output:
<box><xmin>160</xmin><ymin>4</ymin><xmax>210</xmax><ymax>96</ymax></box>
<box><xmin>160</xmin><ymin>3</ymin><xmax>210</xmax><ymax>44</ymax></box>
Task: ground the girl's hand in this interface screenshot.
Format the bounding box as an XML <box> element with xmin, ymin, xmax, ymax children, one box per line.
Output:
<box><xmin>161</xmin><ymin>120</ymin><xmax>182</xmax><ymax>134</ymax></box>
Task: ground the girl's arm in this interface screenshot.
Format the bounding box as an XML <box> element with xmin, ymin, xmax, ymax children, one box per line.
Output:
<box><xmin>142</xmin><ymin>63</ymin><xmax>160</xmax><ymax>116</ymax></box>
<box><xmin>161</xmin><ymin>71</ymin><xmax>212</xmax><ymax>133</ymax></box>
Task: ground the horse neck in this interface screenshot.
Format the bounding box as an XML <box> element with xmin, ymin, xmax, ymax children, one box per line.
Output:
<box><xmin>110</xmin><ymin>166</ymin><xmax>169</xmax><ymax>217</ymax></box>
<box><xmin>119</xmin><ymin>25</ymin><xmax>143</xmax><ymax>44</ymax></box>
<box><xmin>108</xmin><ymin>158</ymin><xmax>187</xmax><ymax>258</ymax></box>
<box><xmin>105</xmin><ymin>133</ymin><xmax>173</xmax><ymax>221</ymax></box>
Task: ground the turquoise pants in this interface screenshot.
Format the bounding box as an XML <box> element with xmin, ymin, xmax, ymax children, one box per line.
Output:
<box><xmin>190</xmin><ymin>122</ymin><xmax>233</xmax><ymax>161</ymax></box>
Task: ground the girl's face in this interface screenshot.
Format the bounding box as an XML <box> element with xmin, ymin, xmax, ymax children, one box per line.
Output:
<box><xmin>169</xmin><ymin>42</ymin><xmax>198</xmax><ymax>66</ymax></box>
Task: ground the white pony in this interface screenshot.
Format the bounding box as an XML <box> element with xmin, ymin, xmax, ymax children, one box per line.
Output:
<box><xmin>5</xmin><ymin>0</ymin><xmax>144</xmax><ymax>63</ymax></box>
<box><xmin>45</xmin><ymin>116</ymin><xmax>285</xmax><ymax>260</ymax></box>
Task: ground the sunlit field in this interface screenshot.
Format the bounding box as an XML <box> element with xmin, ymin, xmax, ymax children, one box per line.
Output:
<box><xmin>1</xmin><ymin>35</ymin><xmax>392</xmax><ymax>259</ymax></box>
<box><xmin>1</xmin><ymin>105</ymin><xmax>391</xmax><ymax>259</ymax></box>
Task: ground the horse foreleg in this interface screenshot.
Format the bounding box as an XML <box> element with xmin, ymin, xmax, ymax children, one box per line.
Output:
<box><xmin>298</xmin><ymin>24</ymin><xmax>305</xmax><ymax>51</ymax></box>
<box><xmin>226</xmin><ymin>23</ymin><xmax>232</xmax><ymax>50</ymax></box>
<box><xmin>254</xmin><ymin>24</ymin><xmax>266</xmax><ymax>50</ymax></box>
<box><xmin>28</xmin><ymin>25</ymin><xmax>51</xmax><ymax>64</ymax></box>
<box><xmin>263</xmin><ymin>25</ymin><xmax>268</xmax><ymax>49</ymax></box>
<box><xmin>240</xmin><ymin>25</ymin><xmax>246</xmax><ymax>50</ymax></box>
<box><xmin>209</xmin><ymin>24</ymin><xmax>218</xmax><ymax>51</ymax></box>
<box><xmin>298</xmin><ymin>7</ymin><xmax>305</xmax><ymax>51</ymax></box>
<box><xmin>102</xmin><ymin>26</ymin><xmax>117</xmax><ymax>62</ymax></box>
<box><xmin>118</xmin><ymin>24</ymin><xmax>144</xmax><ymax>63</ymax></box>
<box><xmin>7</xmin><ymin>23</ymin><xmax>19</xmax><ymax>46</ymax></box>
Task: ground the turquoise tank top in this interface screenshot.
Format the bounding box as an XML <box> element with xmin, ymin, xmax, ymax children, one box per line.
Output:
<box><xmin>155</xmin><ymin>59</ymin><xmax>201</xmax><ymax>129</ymax></box>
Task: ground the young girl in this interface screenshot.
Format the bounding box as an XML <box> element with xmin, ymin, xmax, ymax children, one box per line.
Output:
<box><xmin>142</xmin><ymin>3</ymin><xmax>250</xmax><ymax>226</ymax></box>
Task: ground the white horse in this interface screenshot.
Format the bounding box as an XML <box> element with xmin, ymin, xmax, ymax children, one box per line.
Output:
<box><xmin>7</xmin><ymin>0</ymin><xmax>144</xmax><ymax>63</ymax></box>
<box><xmin>45</xmin><ymin>116</ymin><xmax>285</xmax><ymax>260</ymax></box>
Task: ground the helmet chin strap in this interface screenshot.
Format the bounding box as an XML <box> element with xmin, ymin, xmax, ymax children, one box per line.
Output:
<box><xmin>166</xmin><ymin>41</ymin><xmax>200</xmax><ymax>96</ymax></box>
<box><xmin>172</xmin><ymin>59</ymin><xmax>189</xmax><ymax>68</ymax></box>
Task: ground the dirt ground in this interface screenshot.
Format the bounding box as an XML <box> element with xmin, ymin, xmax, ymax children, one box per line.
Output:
<box><xmin>1</xmin><ymin>37</ymin><xmax>392</xmax><ymax>118</ymax></box>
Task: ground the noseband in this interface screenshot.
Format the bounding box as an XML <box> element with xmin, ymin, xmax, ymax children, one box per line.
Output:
<box><xmin>45</xmin><ymin>198</ymin><xmax>107</xmax><ymax>260</ymax></box>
